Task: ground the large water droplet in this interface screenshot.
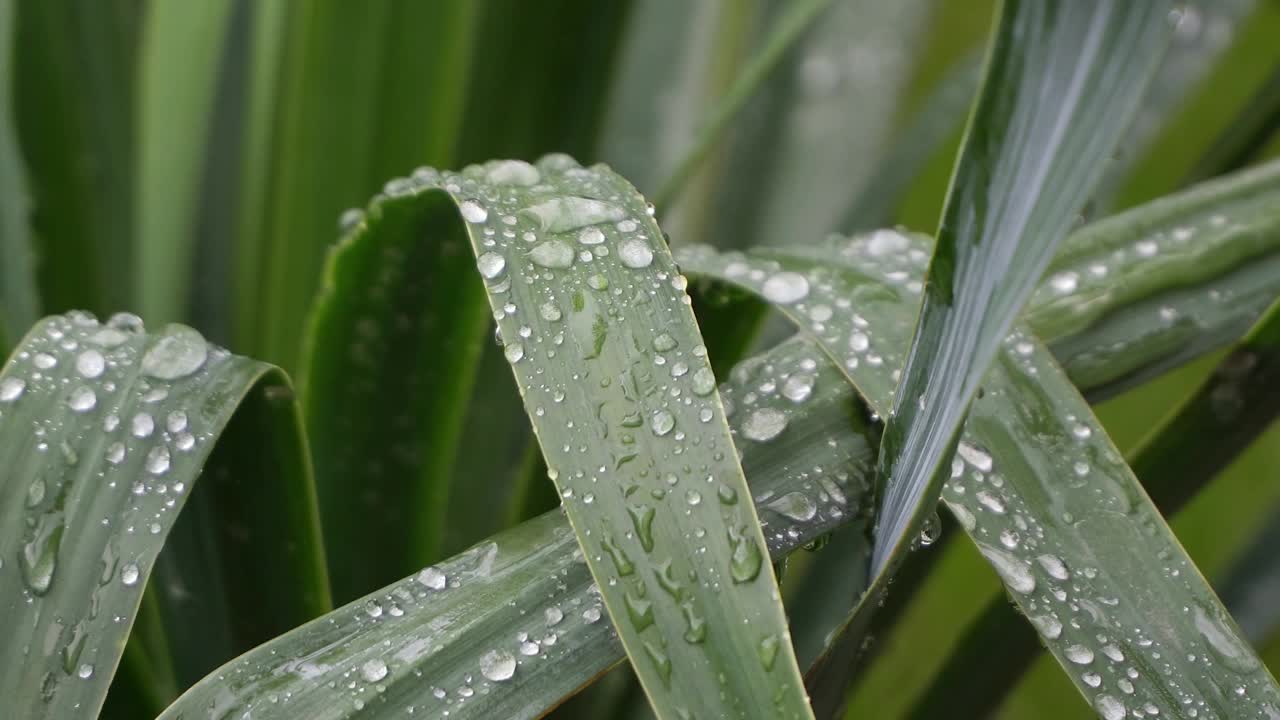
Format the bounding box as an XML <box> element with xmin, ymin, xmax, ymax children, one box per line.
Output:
<box><xmin>650</xmin><ymin>409</ymin><xmax>675</xmax><ymax>436</ymax></box>
<box><xmin>486</xmin><ymin>160</ymin><xmax>540</xmax><ymax>186</ymax></box>
<box><xmin>762</xmin><ymin>272</ymin><xmax>810</xmax><ymax>304</ymax></box>
<box><xmin>142</xmin><ymin>325</ymin><xmax>208</xmax><ymax>380</ymax></box>
<box><xmin>477</xmin><ymin>252</ymin><xmax>506</xmax><ymax>279</ymax></box>
<box><xmin>68</xmin><ymin>386</ymin><xmax>97</xmax><ymax>413</ymax></box>
<box><xmin>361</xmin><ymin>658</ymin><xmax>389</xmax><ymax>683</ymax></box>
<box><xmin>521</xmin><ymin>197</ymin><xmax>625</xmax><ymax>232</ymax></box>
<box><xmin>742</xmin><ymin>408</ymin><xmax>787</xmax><ymax>442</ymax></box>
<box><xmin>0</xmin><ymin>377</ymin><xmax>25</xmax><ymax>402</ymax></box>
<box><xmin>417</xmin><ymin>566</ymin><xmax>447</xmax><ymax>590</ymax></box>
<box><xmin>121</xmin><ymin>562</ymin><xmax>140</xmax><ymax>586</ymax></box>
<box><xmin>1193</xmin><ymin>603</ymin><xmax>1260</xmax><ymax>674</ymax></box>
<box><xmin>1065</xmin><ymin>644</ymin><xmax>1094</xmax><ymax>664</ymax></box>
<box><xmin>1094</xmin><ymin>694</ymin><xmax>1126</xmax><ymax>720</ymax></box>
<box><xmin>782</xmin><ymin>373</ymin><xmax>815</xmax><ymax>402</ymax></box>
<box><xmin>530</xmin><ymin>240</ymin><xmax>575</xmax><ymax>268</ymax></box>
<box><xmin>459</xmin><ymin>199</ymin><xmax>489</xmax><ymax>224</ymax></box>
<box><xmin>729</xmin><ymin>529</ymin><xmax>763</xmax><ymax>583</ymax></box>
<box><xmin>619</xmin><ymin>238</ymin><xmax>654</xmax><ymax>268</ymax></box>
<box><xmin>978</xmin><ymin>544</ymin><xmax>1035</xmax><ymax>593</ymax></box>
<box><xmin>76</xmin><ymin>350</ymin><xmax>105</xmax><ymax>379</ymax></box>
<box><xmin>146</xmin><ymin>446</ymin><xmax>171</xmax><ymax>475</ymax></box>
<box><xmin>691</xmin><ymin>367</ymin><xmax>716</xmax><ymax>396</ymax></box>
<box><xmin>20</xmin><ymin>520</ymin><xmax>63</xmax><ymax>595</ymax></box>
<box><xmin>770</xmin><ymin>492</ymin><xmax>817</xmax><ymax>522</ymax></box>
<box><xmin>758</xmin><ymin>635</ymin><xmax>780</xmax><ymax>670</ymax></box>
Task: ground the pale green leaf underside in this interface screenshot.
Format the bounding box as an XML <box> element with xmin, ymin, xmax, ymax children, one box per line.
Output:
<box><xmin>675</xmin><ymin>231</ymin><xmax>1280</xmax><ymax>718</ymax></box>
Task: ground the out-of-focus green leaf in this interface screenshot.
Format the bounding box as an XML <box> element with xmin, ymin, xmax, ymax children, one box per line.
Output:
<box><xmin>1220</xmin><ymin>501</ymin><xmax>1280</xmax><ymax>645</ymax></box>
<box><xmin>237</xmin><ymin>1</ymin><xmax>478</xmax><ymax>371</ymax></box>
<box><xmin>0</xmin><ymin>0</ymin><xmax>37</xmax><ymax>356</ymax></box>
<box><xmin>676</xmin><ymin>234</ymin><xmax>1280</xmax><ymax>719</ymax></box>
<box><xmin>300</xmin><ymin>176</ymin><xmax>490</xmax><ymax>603</ymax></box>
<box><xmin>839</xmin><ymin>50</ymin><xmax>982</xmax><ymax>233</ymax></box>
<box><xmin>133</xmin><ymin>0</ymin><xmax>234</xmax><ymax>326</ymax></box>
<box><xmin>0</xmin><ymin>313</ymin><xmax>328</xmax><ymax>719</ymax></box>
<box><xmin>1185</xmin><ymin>60</ymin><xmax>1280</xmax><ymax>185</ymax></box>
<box><xmin>164</xmin><ymin>330</ymin><xmax>874</xmax><ymax>719</ymax></box>
<box><xmin>12</xmin><ymin>0</ymin><xmax>139</xmax><ymax>317</ymax></box>
<box><xmin>871</xmin><ymin>0</ymin><xmax>1175</xmax><ymax>582</ymax></box>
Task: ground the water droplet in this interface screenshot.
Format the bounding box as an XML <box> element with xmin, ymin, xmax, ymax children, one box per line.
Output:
<box><xmin>166</xmin><ymin>411</ymin><xmax>188</xmax><ymax>434</ymax></box>
<box><xmin>20</xmin><ymin>520</ymin><xmax>63</xmax><ymax>595</ymax></box>
<box><xmin>978</xmin><ymin>544</ymin><xmax>1035</xmax><ymax>593</ymax></box>
<box><xmin>121</xmin><ymin>563</ymin><xmax>140</xmax><ymax>586</ymax></box>
<box><xmin>762</xmin><ymin>272</ymin><xmax>810</xmax><ymax>304</ymax></box>
<box><xmin>652</xmin><ymin>333</ymin><xmax>677</xmax><ymax>352</ymax></box>
<box><xmin>582</xmin><ymin>606</ymin><xmax>602</xmax><ymax>624</ymax></box>
<box><xmin>76</xmin><ymin>350</ymin><xmax>105</xmax><ymax>378</ymax></box>
<box><xmin>539</xmin><ymin>302</ymin><xmax>562</xmax><ymax>322</ymax></box>
<box><xmin>0</xmin><ymin>377</ymin><xmax>25</xmax><ymax>402</ymax></box>
<box><xmin>545</xmin><ymin>606</ymin><xmax>563</xmax><ymax>626</ymax></box>
<box><xmin>77</xmin><ymin>664</ymin><xmax>94</xmax><ymax>679</ymax></box>
<box><xmin>758</xmin><ymin>635</ymin><xmax>780</xmax><ymax>670</ymax></box>
<box><xmin>742</xmin><ymin>408</ymin><xmax>787</xmax><ymax>442</ymax></box>
<box><xmin>729</xmin><ymin>529</ymin><xmax>763</xmax><ymax>583</ymax></box>
<box><xmin>146</xmin><ymin>446</ymin><xmax>171</xmax><ymax>475</ymax></box>
<box><xmin>477</xmin><ymin>252</ymin><xmax>506</xmax><ymax>279</ymax></box>
<box><xmin>1094</xmin><ymin>694</ymin><xmax>1126</xmax><ymax>720</ymax></box>
<box><xmin>460</xmin><ymin>199</ymin><xmax>489</xmax><ymax>224</ymax></box>
<box><xmin>522</xmin><ymin>197</ymin><xmax>625</xmax><ymax>232</ymax></box>
<box><xmin>486</xmin><ymin>160</ymin><xmax>540</xmax><ymax>186</ymax></box>
<box><xmin>361</xmin><ymin>658</ymin><xmax>389</xmax><ymax>683</ymax></box>
<box><xmin>918</xmin><ymin>512</ymin><xmax>942</xmax><ymax>547</ymax></box>
<box><xmin>417</xmin><ymin>566</ymin><xmax>447</xmax><ymax>590</ymax></box>
<box><xmin>530</xmin><ymin>240</ymin><xmax>575</xmax><ymax>268</ymax></box>
<box><xmin>1065</xmin><ymin>644</ymin><xmax>1094</xmax><ymax>664</ymax></box>
<box><xmin>685</xmin><ymin>489</ymin><xmax>702</xmax><ymax>506</ymax></box>
<box><xmin>131</xmin><ymin>413</ymin><xmax>155</xmax><ymax>438</ymax></box>
<box><xmin>34</xmin><ymin>353</ymin><xmax>56</xmax><ymax>369</ymax></box>
<box><xmin>782</xmin><ymin>373</ymin><xmax>815</xmax><ymax>402</ymax></box>
<box><xmin>628</xmin><ymin>504</ymin><xmax>656</xmax><ymax>552</ymax></box>
<box><xmin>106</xmin><ymin>442</ymin><xmax>126</xmax><ymax>465</ymax></box>
<box><xmin>1031</xmin><ymin>614</ymin><xmax>1063</xmax><ymax>639</ymax></box>
<box><xmin>68</xmin><ymin>386</ymin><xmax>97</xmax><ymax>413</ymax></box>
<box><xmin>770</xmin><ymin>492</ymin><xmax>817</xmax><ymax>522</ymax></box>
<box><xmin>644</xmin><ymin>642</ymin><xmax>672</xmax><ymax>687</ymax></box>
<box><xmin>577</xmin><ymin>227</ymin><xmax>605</xmax><ymax>245</ymax></box>
<box><xmin>957</xmin><ymin>442</ymin><xmax>993</xmax><ymax>471</ymax></box>
<box><xmin>1037</xmin><ymin>554</ymin><xmax>1070</xmax><ymax>580</ymax></box>
<box><xmin>141</xmin><ymin>325</ymin><xmax>208</xmax><ymax>380</ymax></box>
<box><xmin>1193</xmin><ymin>603</ymin><xmax>1260</xmax><ymax>673</ymax></box>
<box><xmin>849</xmin><ymin>332</ymin><xmax>870</xmax><ymax>352</ymax></box>
<box><xmin>504</xmin><ymin>342</ymin><xmax>525</xmax><ymax>363</ymax></box>
<box><xmin>619</xmin><ymin>238</ymin><xmax>654</xmax><ymax>268</ymax></box>
<box><xmin>650</xmin><ymin>410</ymin><xmax>675</xmax><ymax>436</ymax></box>
<box><xmin>691</xmin><ymin>367</ymin><xmax>716</xmax><ymax>396</ymax></box>
<box><xmin>866</xmin><ymin>229</ymin><xmax>910</xmax><ymax>256</ymax></box>
<box><xmin>1049</xmin><ymin>272</ymin><xmax>1079</xmax><ymax>294</ymax></box>
<box><xmin>624</xmin><ymin>592</ymin><xmax>654</xmax><ymax>631</ymax></box>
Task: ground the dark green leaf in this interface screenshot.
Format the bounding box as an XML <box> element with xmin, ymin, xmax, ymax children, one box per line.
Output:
<box><xmin>0</xmin><ymin>0</ymin><xmax>38</xmax><ymax>355</ymax></box>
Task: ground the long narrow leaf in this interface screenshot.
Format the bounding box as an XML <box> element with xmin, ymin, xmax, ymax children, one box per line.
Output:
<box><xmin>0</xmin><ymin>313</ymin><xmax>328</xmax><ymax>718</ymax></box>
<box><xmin>675</xmin><ymin>235</ymin><xmax>1280</xmax><ymax>718</ymax></box>
<box><xmin>0</xmin><ymin>0</ymin><xmax>38</xmax><ymax>355</ymax></box>
<box><xmin>163</xmin><ymin>331</ymin><xmax>874</xmax><ymax>719</ymax></box>
<box><xmin>872</xmin><ymin>0</ymin><xmax>1175</xmax><ymax>579</ymax></box>
<box><xmin>164</xmin><ymin>205</ymin><xmax>1280</xmax><ymax>719</ymax></box>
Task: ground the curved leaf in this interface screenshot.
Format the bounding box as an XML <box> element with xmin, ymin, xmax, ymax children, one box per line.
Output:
<box><xmin>0</xmin><ymin>313</ymin><xmax>328</xmax><ymax>718</ymax></box>
<box><xmin>0</xmin><ymin>0</ymin><xmax>38</xmax><ymax>355</ymax></box>
<box><xmin>163</xmin><ymin>331</ymin><xmax>875</xmax><ymax>719</ymax></box>
<box><xmin>675</xmin><ymin>235</ymin><xmax>1280</xmax><ymax>719</ymax></box>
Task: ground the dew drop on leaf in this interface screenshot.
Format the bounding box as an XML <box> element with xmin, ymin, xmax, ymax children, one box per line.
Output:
<box><xmin>477</xmin><ymin>252</ymin><xmax>506</xmax><ymax>279</ymax></box>
<box><xmin>619</xmin><ymin>238</ymin><xmax>654</xmax><ymax>268</ymax></box>
<box><xmin>0</xmin><ymin>377</ymin><xmax>25</xmax><ymax>402</ymax></box>
<box><xmin>361</xmin><ymin>658</ymin><xmax>389</xmax><ymax>683</ymax></box>
<box><xmin>742</xmin><ymin>408</ymin><xmax>787</xmax><ymax>442</ymax></box>
<box><xmin>530</xmin><ymin>240</ymin><xmax>575</xmax><ymax>269</ymax></box>
<box><xmin>761</xmin><ymin>272</ymin><xmax>810</xmax><ymax>304</ymax></box>
<box><xmin>141</xmin><ymin>325</ymin><xmax>208</xmax><ymax>380</ymax></box>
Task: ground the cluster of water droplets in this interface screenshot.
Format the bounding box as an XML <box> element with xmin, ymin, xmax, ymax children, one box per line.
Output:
<box><xmin>0</xmin><ymin>312</ymin><xmax>222</xmax><ymax>706</ymax></box>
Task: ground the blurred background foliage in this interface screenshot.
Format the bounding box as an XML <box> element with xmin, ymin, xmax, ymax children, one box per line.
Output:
<box><xmin>3</xmin><ymin>0</ymin><xmax>1280</xmax><ymax>717</ymax></box>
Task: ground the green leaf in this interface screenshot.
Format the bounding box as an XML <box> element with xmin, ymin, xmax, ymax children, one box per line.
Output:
<box><xmin>300</xmin><ymin>182</ymin><xmax>491</xmax><ymax>602</ymax></box>
<box><xmin>1029</xmin><ymin>157</ymin><xmax>1280</xmax><ymax>399</ymax></box>
<box><xmin>133</xmin><ymin>0</ymin><xmax>235</xmax><ymax>326</ymax></box>
<box><xmin>1184</xmin><ymin>59</ymin><xmax>1280</xmax><ymax>185</ymax></box>
<box><xmin>0</xmin><ymin>0</ymin><xmax>38</xmax><ymax>355</ymax></box>
<box><xmin>12</xmin><ymin>0</ymin><xmax>139</xmax><ymax>317</ymax></box>
<box><xmin>455</xmin><ymin>157</ymin><xmax>812</xmax><ymax>718</ymax></box>
<box><xmin>163</xmin><ymin>332</ymin><xmax>874</xmax><ymax>719</ymax></box>
<box><xmin>237</xmin><ymin>1</ymin><xmax>478</xmax><ymax>370</ymax></box>
<box><xmin>164</xmin><ymin>201</ymin><xmax>1280</xmax><ymax>718</ymax></box>
<box><xmin>872</xmin><ymin>0</ymin><xmax>1176</xmax><ymax>580</ymax></box>
<box><xmin>674</xmin><ymin>235</ymin><xmax>1280</xmax><ymax>718</ymax></box>
<box><xmin>0</xmin><ymin>313</ymin><xmax>328</xmax><ymax>718</ymax></box>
